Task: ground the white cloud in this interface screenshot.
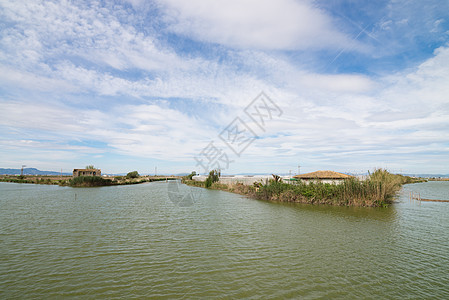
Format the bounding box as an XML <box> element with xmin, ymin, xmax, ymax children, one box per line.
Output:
<box><xmin>223</xmin><ymin>44</ymin><xmax>449</xmax><ymax>173</ymax></box>
<box><xmin>295</xmin><ymin>73</ymin><xmax>375</xmax><ymax>94</ymax></box>
<box><xmin>377</xmin><ymin>45</ymin><xmax>449</xmax><ymax>116</ymax></box>
<box><xmin>0</xmin><ymin>99</ymin><xmax>216</xmax><ymax>164</ymax></box>
<box><xmin>158</xmin><ymin>0</ymin><xmax>361</xmax><ymax>50</ymax></box>
<box><xmin>0</xmin><ymin>0</ymin><xmax>271</xmax><ymax>105</ymax></box>
<box><xmin>0</xmin><ymin>0</ymin><xmax>189</xmax><ymax>74</ymax></box>
<box><xmin>0</xmin><ymin>64</ymin><xmax>76</xmax><ymax>92</ymax></box>
<box><xmin>2</xmin><ymin>41</ymin><xmax>447</xmax><ymax>173</ymax></box>
<box><xmin>0</xmin><ymin>101</ymin><xmax>84</xmax><ymax>134</ymax></box>
<box><xmin>0</xmin><ymin>0</ymin><xmax>448</xmax><ymax>173</ymax></box>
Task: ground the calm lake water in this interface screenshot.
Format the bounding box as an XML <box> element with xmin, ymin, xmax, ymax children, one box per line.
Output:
<box><xmin>1</xmin><ymin>181</ymin><xmax>449</xmax><ymax>298</ymax></box>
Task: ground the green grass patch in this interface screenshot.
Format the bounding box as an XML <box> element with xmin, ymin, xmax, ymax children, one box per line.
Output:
<box><xmin>69</xmin><ymin>176</ymin><xmax>113</xmax><ymax>187</ymax></box>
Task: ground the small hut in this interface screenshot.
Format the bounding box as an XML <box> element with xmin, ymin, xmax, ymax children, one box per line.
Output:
<box><xmin>293</xmin><ymin>170</ymin><xmax>353</xmax><ymax>184</ymax></box>
<box><xmin>73</xmin><ymin>168</ymin><xmax>101</xmax><ymax>177</ymax></box>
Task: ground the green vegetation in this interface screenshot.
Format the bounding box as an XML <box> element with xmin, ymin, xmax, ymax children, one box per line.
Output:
<box><xmin>85</xmin><ymin>165</ymin><xmax>95</xmax><ymax>169</ymax></box>
<box><xmin>205</xmin><ymin>169</ymin><xmax>220</xmax><ymax>188</ymax></box>
<box><xmin>183</xmin><ymin>169</ymin><xmax>425</xmax><ymax>207</ymax></box>
<box><xmin>181</xmin><ymin>169</ymin><xmax>221</xmax><ymax>188</ymax></box>
<box><xmin>69</xmin><ymin>176</ymin><xmax>113</xmax><ymax>187</ymax></box>
<box><xmin>0</xmin><ymin>174</ymin><xmax>180</xmax><ymax>187</ymax></box>
<box><xmin>0</xmin><ymin>175</ymin><xmax>67</xmax><ymax>185</ymax></box>
<box><xmin>182</xmin><ymin>179</ymin><xmax>206</xmax><ymax>187</ymax></box>
<box><xmin>185</xmin><ymin>171</ymin><xmax>197</xmax><ymax>180</ymax></box>
<box><xmin>254</xmin><ymin>169</ymin><xmax>421</xmax><ymax>207</ymax></box>
<box><xmin>126</xmin><ymin>171</ymin><xmax>139</xmax><ymax>179</ymax></box>
<box><xmin>428</xmin><ymin>177</ymin><xmax>449</xmax><ymax>181</ymax></box>
<box><xmin>0</xmin><ymin>177</ymin><xmax>35</xmax><ymax>184</ymax></box>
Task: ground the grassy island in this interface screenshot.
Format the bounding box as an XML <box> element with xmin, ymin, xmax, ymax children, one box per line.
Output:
<box><xmin>183</xmin><ymin>169</ymin><xmax>425</xmax><ymax>207</ymax></box>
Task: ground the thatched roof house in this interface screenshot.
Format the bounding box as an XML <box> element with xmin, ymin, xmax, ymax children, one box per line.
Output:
<box><xmin>293</xmin><ymin>170</ymin><xmax>353</xmax><ymax>184</ymax></box>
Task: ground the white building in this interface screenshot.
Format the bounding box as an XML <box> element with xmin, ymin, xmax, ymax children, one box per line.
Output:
<box><xmin>192</xmin><ymin>175</ymin><xmax>275</xmax><ymax>186</ymax></box>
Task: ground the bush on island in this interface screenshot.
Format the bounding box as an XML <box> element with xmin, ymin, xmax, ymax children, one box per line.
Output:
<box><xmin>126</xmin><ymin>171</ymin><xmax>139</xmax><ymax>179</ymax></box>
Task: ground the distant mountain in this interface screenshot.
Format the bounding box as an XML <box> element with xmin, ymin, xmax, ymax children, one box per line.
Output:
<box><xmin>2</xmin><ymin>168</ymin><xmax>447</xmax><ymax>178</ymax></box>
<box><xmin>0</xmin><ymin>168</ymin><xmax>71</xmax><ymax>176</ymax></box>
<box><xmin>174</xmin><ymin>173</ymin><xmax>189</xmax><ymax>176</ymax></box>
<box><xmin>403</xmin><ymin>173</ymin><xmax>449</xmax><ymax>178</ymax></box>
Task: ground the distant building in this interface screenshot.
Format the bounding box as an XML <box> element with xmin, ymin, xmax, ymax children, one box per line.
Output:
<box><xmin>193</xmin><ymin>175</ymin><xmax>283</xmax><ymax>186</ymax></box>
<box><xmin>73</xmin><ymin>168</ymin><xmax>101</xmax><ymax>177</ymax></box>
<box><xmin>191</xmin><ymin>171</ymin><xmax>354</xmax><ymax>186</ymax></box>
<box><xmin>293</xmin><ymin>170</ymin><xmax>353</xmax><ymax>184</ymax></box>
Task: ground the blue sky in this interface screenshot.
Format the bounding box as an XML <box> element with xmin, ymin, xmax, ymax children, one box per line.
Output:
<box><xmin>0</xmin><ymin>0</ymin><xmax>448</xmax><ymax>175</ymax></box>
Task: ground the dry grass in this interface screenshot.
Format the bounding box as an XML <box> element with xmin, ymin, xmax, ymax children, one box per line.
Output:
<box><xmin>182</xmin><ymin>169</ymin><xmax>422</xmax><ymax>207</ymax></box>
<box><xmin>256</xmin><ymin>169</ymin><xmax>414</xmax><ymax>207</ymax></box>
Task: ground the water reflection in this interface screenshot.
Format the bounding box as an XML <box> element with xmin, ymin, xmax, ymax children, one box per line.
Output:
<box><xmin>258</xmin><ymin>198</ymin><xmax>398</xmax><ymax>222</ymax></box>
<box><xmin>1</xmin><ymin>181</ymin><xmax>448</xmax><ymax>299</ymax></box>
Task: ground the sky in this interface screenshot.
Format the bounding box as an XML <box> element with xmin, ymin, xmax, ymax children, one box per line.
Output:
<box><xmin>0</xmin><ymin>0</ymin><xmax>448</xmax><ymax>175</ymax></box>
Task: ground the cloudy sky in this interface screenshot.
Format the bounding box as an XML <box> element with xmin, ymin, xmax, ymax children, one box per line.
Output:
<box><xmin>1</xmin><ymin>0</ymin><xmax>448</xmax><ymax>175</ymax></box>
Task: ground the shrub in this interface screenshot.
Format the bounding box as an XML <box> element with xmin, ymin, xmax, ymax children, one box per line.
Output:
<box><xmin>185</xmin><ymin>171</ymin><xmax>197</xmax><ymax>180</ymax></box>
<box><xmin>69</xmin><ymin>176</ymin><xmax>113</xmax><ymax>187</ymax></box>
<box><xmin>126</xmin><ymin>171</ymin><xmax>139</xmax><ymax>179</ymax></box>
<box><xmin>254</xmin><ymin>169</ymin><xmax>408</xmax><ymax>207</ymax></box>
<box><xmin>182</xmin><ymin>179</ymin><xmax>206</xmax><ymax>187</ymax></box>
<box><xmin>205</xmin><ymin>169</ymin><xmax>220</xmax><ymax>188</ymax></box>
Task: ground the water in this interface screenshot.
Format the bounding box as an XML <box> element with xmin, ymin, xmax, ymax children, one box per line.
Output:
<box><xmin>401</xmin><ymin>180</ymin><xmax>449</xmax><ymax>201</ymax></box>
<box><xmin>1</xmin><ymin>181</ymin><xmax>449</xmax><ymax>298</ymax></box>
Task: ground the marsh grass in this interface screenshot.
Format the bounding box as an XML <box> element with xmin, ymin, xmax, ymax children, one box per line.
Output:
<box><xmin>255</xmin><ymin>169</ymin><xmax>415</xmax><ymax>207</ymax></box>
<box><xmin>0</xmin><ymin>176</ymin><xmax>62</xmax><ymax>185</ymax></box>
<box><xmin>183</xmin><ymin>169</ymin><xmax>423</xmax><ymax>207</ymax></box>
<box><xmin>1</xmin><ymin>175</ymin><xmax>176</xmax><ymax>187</ymax></box>
<box><xmin>0</xmin><ymin>177</ymin><xmax>35</xmax><ymax>184</ymax></box>
<box><xmin>69</xmin><ymin>176</ymin><xmax>113</xmax><ymax>187</ymax></box>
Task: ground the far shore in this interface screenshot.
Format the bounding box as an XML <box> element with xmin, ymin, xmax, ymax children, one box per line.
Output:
<box><xmin>0</xmin><ymin>175</ymin><xmax>180</xmax><ymax>187</ymax></box>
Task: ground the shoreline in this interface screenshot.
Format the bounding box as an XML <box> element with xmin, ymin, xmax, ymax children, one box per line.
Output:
<box><xmin>183</xmin><ymin>170</ymin><xmax>426</xmax><ymax>207</ymax></box>
<box><xmin>0</xmin><ymin>175</ymin><xmax>179</xmax><ymax>187</ymax></box>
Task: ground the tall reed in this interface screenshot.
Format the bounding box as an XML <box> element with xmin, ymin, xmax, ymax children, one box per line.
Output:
<box><xmin>255</xmin><ymin>169</ymin><xmax>412</xmax><ymax>207</ymax></box>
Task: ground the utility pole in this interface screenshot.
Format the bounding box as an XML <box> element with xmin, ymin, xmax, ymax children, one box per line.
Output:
<box><xmin>155</xmin><ymin>166</ymin><xmax>157</xmax><ymax>176</ymax></box>
<box><xmin>297</xmin><ymin>165</ymin><xmax>301</xmax><ymax>175</ymax></box>
<box><xmin>21</xmin><ymin>165</ymin><xmax>26</xmax><ymax>176</ymax></box>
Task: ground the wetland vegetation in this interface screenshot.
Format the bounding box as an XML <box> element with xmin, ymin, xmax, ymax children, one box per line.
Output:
<box><xmin>0</xmin><ymin>174</ymin><xmax>177</xmax><ymax>187</ymax></box>
<box><xmin>184</xmin><ymin>169</ymin><xmax>425</xmax><ymax>207</ymax></box>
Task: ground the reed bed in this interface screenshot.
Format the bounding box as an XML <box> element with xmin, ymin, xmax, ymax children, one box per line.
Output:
<box><xmin>184</xmin><ymin>169</ymin><xmax>423</xmax><ymax>207</ymax></box>
<box><xmin>69</xmin><ymin>176</ymin><xmax>114</xmax><ymax>187</ymax></box>
<box><xmin>255</xmin><ymin>169</ymin><xmax>415</xmax><ymax>207</ymax></box>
